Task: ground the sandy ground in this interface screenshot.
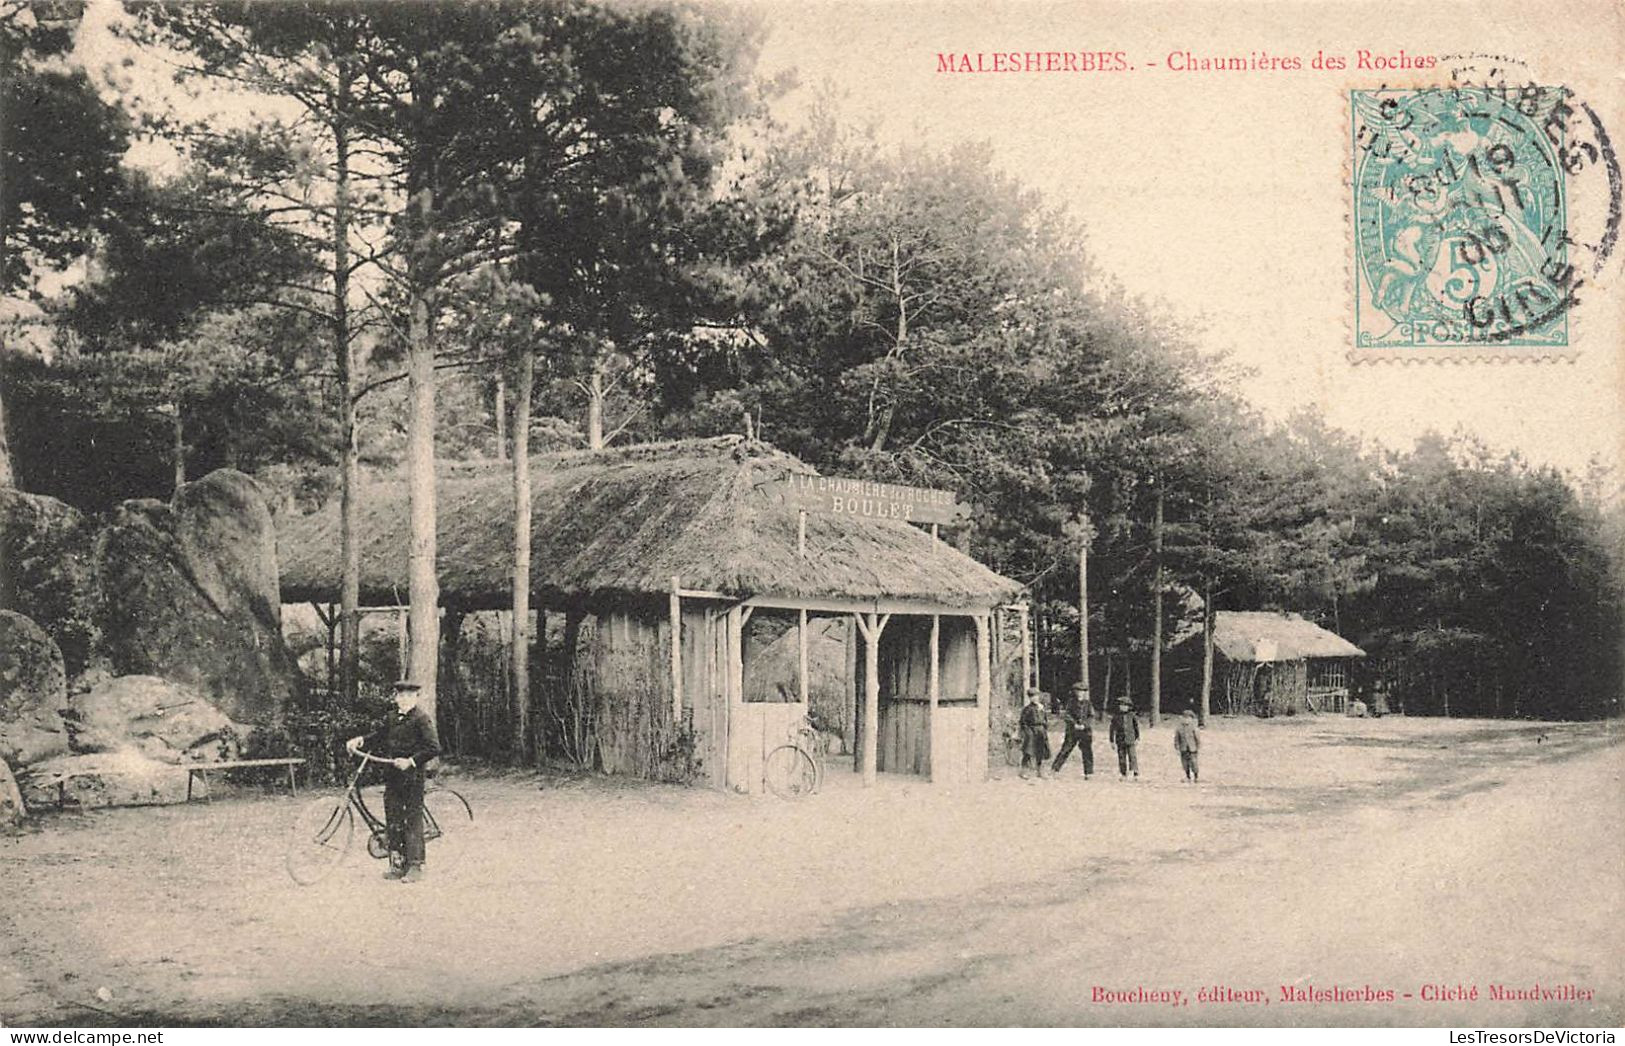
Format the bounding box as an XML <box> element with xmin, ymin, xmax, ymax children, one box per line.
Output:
<box><xmin>1</xmin><ymin>714</ymin><xmax>1620</xmax><ymax>1027</ymax></box>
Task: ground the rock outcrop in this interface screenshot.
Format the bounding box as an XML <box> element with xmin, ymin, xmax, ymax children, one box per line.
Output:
<box><xmin>66</xmin><ymin>674</ymin><xmax>243</xmax><ymax>763</ymax></box>
<box><xmin>0</xmin><ymin>488</ymin><xmax>98</xmax><ymax>676</ymax></box>
<box><xmin>19</xmin><ymin>749</ymin><xmax>187</xmax><ymax>810</ymax></box>
<box><xmin>0</xmin><ymin>756</ymin><xmax>25</xmax><ymax>826</ymax></box>
<box><xmin>0</xmin><ymin>610</ymin><xmax>70</xmax><ymax>766</ymax></box>
<box><xmin>96</xmin><ymin>470</ymin><xmax>303</xmax><ymax>724</ymax></box>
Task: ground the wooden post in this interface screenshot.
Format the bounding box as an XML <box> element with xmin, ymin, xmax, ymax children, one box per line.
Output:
<box><xmin>798</xmin><ymin>608</ymin><xmax>809</xmax><ymax>704</ymax></box>
<box><xmin>669</xmin><ymin>577</ymin><xmax>683</xmax><ymax>721</ymax></box>
<box><xmin>855</xmin><ymin>612</ymin><xmax>889</xmax><ymax>787</ymax></box>
<box><xmin>1018</xmin><ymin>604</ymin><xmax>1032</xmax><ymax>693</ymax></box>
<box><xmin>726</xmin><ymin>604</ymin><xmax>744</xmax><ymax>789</ymax></box>
<box><xmin>975</xmin><ymin>613</ymin><xmax>991</xmax><ymax>780</ymax></box>
<box><xmin>851</xmin><ymin>613</ymin><xmax>865</xmax><ymax>776</ymax></box>
<box><xmin>928</xmin><ymin>613</ymin><xmax>940</xmax><ymax>781</ymax></box>
<box><xmin>314</xmin><ymin>602</ymin><xmax>337</xmax><ymax>704</ymax></box>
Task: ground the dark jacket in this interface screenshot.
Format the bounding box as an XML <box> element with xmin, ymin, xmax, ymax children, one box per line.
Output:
<box><xmin>1109</xmin><ymin>710</ymin><xmax>1140</xmax><ymax>749</ymax></box>
<box><xmin>366</xmin><ymin>705</ymin><xmax>442</xmax><ymax>780</ymax></box>
<box><xmin>1019</xmin><ymin>701</ymin><xmax>1052</xmax><ymax>760</ymax></box>
<box><xmin>1174</xmin><ymin>718</ymin><xmax>1201</xmax><ymax>753</ymax></box>
<box><xmin>1061</xmin><ymin>696</ymin><xmax>1093</xmax><ymax>735</ymax></box>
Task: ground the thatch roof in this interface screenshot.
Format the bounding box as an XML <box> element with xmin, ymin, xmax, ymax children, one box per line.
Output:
<box><xmin>277</xmin><ymin>436</ymin><xmax>1022</xmax><ymax>611</ymax></box>
<box><xmin>1209</xmin><ymin>611</ymin><xmax>1365</xmax><ymax>662</ymax></box>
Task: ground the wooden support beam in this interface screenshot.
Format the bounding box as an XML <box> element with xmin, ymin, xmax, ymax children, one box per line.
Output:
<box><xmin>669</xmin><ymin>576</ymin><xmax>683</xmax><ymax>721</ymax></box>
<box><xmin>798</xmin><ymin>608</ymin><xmax>809</xmax><ymax>705</ymax></box>
<box><xmin>928</xmin><ymin>613</ymin><xmax>940</xmax><ymax>782</ymax></box>
<box><xmin>975</xmin><ymin>613</ymin><xmax>991</xmax><ymax>781</ymax></box>
<box><xmin>860</xmin><ymin>611</ymin><xmax>887</xmax><ymax>787</ymax></box>
<box><xmin>726</xmin><ymin>604</ymin><xmax>745</xmax><ymax>790</ymax></box>
<box><xmin>744</xmin><ymin>594</ymin><xmax>984</xmax><ymax>619</ymax></box>
<box><xmin>1018</xmin><ymin>603</ymin><xmax>1033</xmax><ymax>694</ymax></box>
<box><xmin>675</xmin><ymin>587</ymin><xmax>730</xmax><ymax>601</ymax></box>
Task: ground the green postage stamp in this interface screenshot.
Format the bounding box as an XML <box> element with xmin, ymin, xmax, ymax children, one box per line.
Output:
<box><xmin>1351</xmin><ymin>85</ymin><xmax>1574</xmax><ymax>353</ymax></box>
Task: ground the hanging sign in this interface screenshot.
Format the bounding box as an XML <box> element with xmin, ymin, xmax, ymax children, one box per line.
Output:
<box><xmin>776</xmin><ymin>474</ymin><xmax>971</xmax><ymax>526</ymax></box>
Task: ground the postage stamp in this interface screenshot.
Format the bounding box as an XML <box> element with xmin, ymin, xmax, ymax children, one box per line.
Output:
<box><xmin>1351</xmin><ymin>84</ymin><xmax>1574</xmax><ymax>353</ymax></box>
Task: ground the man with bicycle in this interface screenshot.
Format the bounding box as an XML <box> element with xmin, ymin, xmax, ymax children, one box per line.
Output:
<box><xmin>346</xmin><ymin>680</ymin><xmax>441</xmax><ymax>882</ymax></box>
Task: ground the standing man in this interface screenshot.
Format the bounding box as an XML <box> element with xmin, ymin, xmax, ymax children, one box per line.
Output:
<box><xmin>1173</xmin><ymin>707</ymin><xmax>1201</xmax><ymax>783</ymax></box>
<box><xmin>347</xmin><ymin>680</ymin><xmax>441</xmax><ymax>882</ymax></box>
<box><xmin>1051</xmin><ymin>682</ymin><xmax>1095</xmax><ymax>778</ymax></box>
<box><xmin>1018</xmin><ymin>688</ymin><xmax>1052</xmax><ymax>780</ymax></box>
<box><xmin>1109</xmin><ymin>698</ymin><xmax>1140</xmax><ymax>779</ymax></box>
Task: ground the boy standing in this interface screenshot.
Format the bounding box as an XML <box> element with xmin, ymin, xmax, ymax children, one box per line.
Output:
<box><xmin>1173</xmin><ymin>708</ymin><xmax>1201</xmax><ymax>783</ymax></box>
<box><xmin>1018</xmin><ymin>689</ymin><xmax>1052</xmax><ymax>780</ymax></box>
<box><xmin>1109</xmin><ymin>698</ymin><xmax>1140</xmax><ymax>779</ymax></box>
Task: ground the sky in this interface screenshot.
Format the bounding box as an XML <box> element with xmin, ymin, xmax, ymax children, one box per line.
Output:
<box><xmin>744</xmin><ymin>0</ymin><xmax>1625</xmax><ymax>477</ymax></box>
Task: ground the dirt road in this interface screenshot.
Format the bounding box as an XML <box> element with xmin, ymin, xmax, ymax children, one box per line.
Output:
<box><xmin>2</xmin><ymin>716</ymin><xmax>1619</xmax><ymax>1026</ymax></box>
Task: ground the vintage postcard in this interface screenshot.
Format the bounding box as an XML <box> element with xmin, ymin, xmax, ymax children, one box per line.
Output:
<box><xmin>1</xmin><ymin>0</ymin><xmax>1621</xmax><ymax>1035</ymax></box>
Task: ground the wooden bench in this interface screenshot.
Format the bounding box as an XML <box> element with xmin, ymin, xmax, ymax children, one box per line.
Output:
<box><xmin>30</xmin><ymin>756</ymin><xmax>305</xmax><ymax>812</ymax></box>
<box><xmin>185</xmin><ymin>758</ymin><xmax>306</xmax><ymax>803</ymax></box>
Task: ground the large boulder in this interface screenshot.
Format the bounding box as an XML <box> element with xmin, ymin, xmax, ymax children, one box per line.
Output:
<box><xmin>0</xmin><ymin>756</ymin><xmax>25</xmax><ymax>826</ymax></box>
<box><xmin>174</xmin><ymin>469</ymin><xmax>282</xmax><ymax>627</ymax></box>
<box><xmin>0</xmin><ymin>488</ymin><xmax>99</xmax><ymax>676</ymax></box>
<box><xmin>96</xmin><ymin>470</ymin><xmax>304</xmax><ymax>724</ymax></box>
<box><xmin>18</xmin><ymin>749</ymin><xmax>187</xmax><ymax>810</ymax></box>
<box><xmin>66</xmin><ymin>674</ymin><xmax>243</xmax><ymax>763</ymax></box>
<box><xmin>0</xmin><ymin>610</ymin><xmax>70</xmax><ymax>766</ymax></box>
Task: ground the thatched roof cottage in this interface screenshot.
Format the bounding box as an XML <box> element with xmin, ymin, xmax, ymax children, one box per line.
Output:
<box><xmin>1179</xmin><ymin>611</ymin><xmax>1366</xmax><ymax>716</ymax></box>
<box><xmin>278</xmin><ymin>436</ymin><xmax>1025</xmax><ymax>792</ymax></box>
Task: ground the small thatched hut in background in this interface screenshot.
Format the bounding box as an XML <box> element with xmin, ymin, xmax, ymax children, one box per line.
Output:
<box><xmin>278</xmin><ymin>436</ymin><xmax>1025</xmax><ymax>792</ymax></box>
<box><xmin>1176</xmin><ymin>611</ymin><xmax>1365</xmax><ymax>716</ymax></box>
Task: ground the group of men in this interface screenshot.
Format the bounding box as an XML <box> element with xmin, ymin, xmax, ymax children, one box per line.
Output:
<box><xmin>1017</xmin><ymin>683</ymin><xmax>1202</xmax><ymax>783</ymax></box>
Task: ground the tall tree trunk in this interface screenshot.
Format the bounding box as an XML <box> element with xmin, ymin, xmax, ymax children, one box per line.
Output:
<box><xmin>170</xmin><ymin>403</ymin><xmax>185</xmax><ymax>499</ymax></box>
<box><xmin>586</xmin><ymin>353</ymin><xmax>604</xmax><ymax>450</ymax></box>
<box><xmin>510</xmin><ymin>349</ymin><xmax>534</xmax><ymax>759</ymax></box>
<box><xmin>1150</xmin><ymin>483</ymin><xmax>1164</xmax><ymax>727</ymax></box>
<box><xmin>1078</xmin><ymin>524</ymin><xmax>1090</xmax><ymax>703</ymax></box>
<box><xmin>333</xmin><ymin>54</ymin><xmax>362</xmax><ymax>708</ymax></box>
<box><xmin>0</xmin><ymin>383</ymin><xmax>13</xmax><ymax>488</ymax></box>
<box><xmin>405</xmin><ymin>193</ymin><xmax>439</xmax><ymax>719</ymax></box>
<box><xmin>1124</xmin><ymin>647</ymin><xmax>1134</xmax><ymax>708</ymax></box>
<box><xmin>319</xmin><ymin>602</ymin><xmax>337</xmax><ymax>702</ymax></box>
<box><xmin>494</xmin><ymin>374</ymin><xmax>507</xmax><ymax>461</ymax></box>
<box><xmin>868</xmin><ymin>242</ymin><xmax>908</xmax><ymax>453</ymax></box>
<box><xmin>1199</xmin><ymin>581</ymin><xmax>1214</xmax><ymax>727</ymax></box>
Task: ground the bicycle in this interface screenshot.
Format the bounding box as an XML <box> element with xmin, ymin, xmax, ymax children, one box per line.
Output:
<box><xmin>763</xmin><ymin>715</ymin><xmax>826</xmax><ymax>798</ymax></box>
<box><xmin>285</xmin><ymin>750</ymin><xmax>473</xmax><ymax>885</ymax></box>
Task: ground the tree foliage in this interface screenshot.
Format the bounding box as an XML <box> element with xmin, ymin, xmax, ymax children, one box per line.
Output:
<box><xmin>2</xmin><ymin>0</ymin><xmax>132</xmax><ymax>295</ymax></box>
<box><xmin>4</xmin><ymin>1</ymin><xmax>1617</xmax><ymax>730</ymax></box>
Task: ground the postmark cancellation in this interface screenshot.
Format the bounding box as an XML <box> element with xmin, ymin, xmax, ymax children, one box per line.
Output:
<box><xmin>1351</xmin><ymin>84</ymin><xmax>1576</xmax><ymax>357</ymax></box>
